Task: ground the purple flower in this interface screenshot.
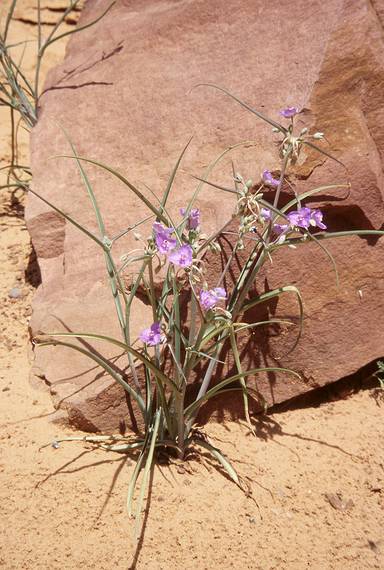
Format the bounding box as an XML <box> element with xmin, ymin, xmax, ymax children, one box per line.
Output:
<box><xmin>168</xmin><ymin>244</ymin><xmax>193</xmax><ymax>267</ymax></box>
<box><xmin>286</xmin><ymin>207</ymin><xmax>327</xmax><ymax>231</ymax></box>
<box><xmin>279</xmin><ymin>106</ymin><xmax>299</xmax><ymax>119</ymax></box>
<box><xmin>199</xmin><ymin>287</ymin><xmax>227</xmax><ymax>311</ymax></box>
<box><xmin>273</xmin><ymin>223</ymin><xmax>289</xmax><ymax>235</ymax></box>
<box><xmin>310</xmin><ymin>209</ymin><xmax>327</xmax><ymax>230</ymax></box>
<box><xmin>287</xmin><ymin>207</ymin><xmax>312</xmax><ymax>229</ymax></box>
<box><xmin>153</xmin><ymin>222</ymin><xmax>177</xmax><ymax>254</ymax></box>
<box><xmin>273</xmin><ymin>207</ymin><xmax>326</xmax><ymax>240</ymax></box>
<box><xmin>180</xmin><ymin>207</ymin><xmax>200</xmax><ymax>230</ymax></box>
<box><xmin>260</xmin><ymin>207</ymin><xmax>272</xmax><ymax>222</ymax></box>
<box><xmin>140</xmin><ymin>322</ymin><xmax>163</xmax><ymax>346</ymax></box>
<box><xmin>262</xmin><ymin>170</ymin><xmax>280</xmax><ymax>188</ymax></box>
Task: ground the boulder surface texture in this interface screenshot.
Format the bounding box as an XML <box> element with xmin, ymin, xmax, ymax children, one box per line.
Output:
<box><xmin>27</xmin><ymin>0</ymin><xmax>384</xmax><ymax>432</ymax></box>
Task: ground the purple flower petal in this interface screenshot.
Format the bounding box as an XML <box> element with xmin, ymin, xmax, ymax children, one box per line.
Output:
<box><xmin>286</xmin><ymin>206</ymin><xmax>327</xmax><ymax>232</ymax></box>
<box><xmin>180</xmin><ymin>207</ymin><xmax>201</xmax><ymax>230</ymax></box>
<box><xmin>153</xmin><ymin>222</ymin><xmax>173</xmax><ymax>238</ymax></box>
<box><xmin>140</xmin><ymin>322</ymin><xmax>163</xmax><ymax>346</ymax></box>
<box><xmin>273</xmin><ymin>223</ymin><xmax>289</xmax><ymax>235</ymax></box>
<box><xmin>260</xmin><ymin>207</ymin><xmax>272</xmax><ymax>222</ymax></box>
<box><xmin>199</xmin><ymin>287</ymin><xmax>227</xmax><ymax>311</ymax></box>
<box><xmin>279</xmin><ymin>106</ymin><xmax>299</xmax><ymax>119</ymax></box>
<box><xmin>310</xmin><ymin>209</ymin><xmax>327</xmax><ymax>230</ymax></box>
<box><xmin>262</xmin><ymin>170</ymin><xmax>280</xmax><ymax>188</ymax></box>
<box><xmin>287</xmin><ymin>207</ymin><xmax>312</xmax><ymax>229</ymax></box>
<box><xmin>153</xmin><ymin>222</ymin><xmax>177</xmax><ymax>254</ymax></box>
<box><xmin>168</xmin><ymin>244</ymin><xmax>193</xmax><ymax>267</ymax></box>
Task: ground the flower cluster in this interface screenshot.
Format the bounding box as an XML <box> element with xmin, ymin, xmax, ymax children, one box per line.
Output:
<box><xmin>272</xmin><ymin>206</ymin><xmax>327</xmax><ymax>243</ymax></box>
<box><xmin>140</xmin><ymin>105</ymin><xmax>329</xmax><ymax>345</ymax></box>
<box><xmin>152</xmin><ymin>207</ymin><xmax>200</xmax><ymax>268</ymax></box>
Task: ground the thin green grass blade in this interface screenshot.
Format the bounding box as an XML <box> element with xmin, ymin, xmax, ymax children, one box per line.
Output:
<box><xmin>161</xmin><ymin>136</ymin><xmax>193</xmax><ymax>210</ymax></box>
<box><xmin>195</xmin><ymin>319</ymin><xmax>292</xmax><ymax>361</ymax></box>
<box><xmin>42</xmin><ymin>0</ymin><xmax>81</xmax><ymax>47</ymax></box>
<box><xmin>111</xmin><ymin>214</ymin><xmax>153</xmax><ymax>244</ymax></box>
<box><xmin>303</xmin><ymin>140</ymin><xmax>346</xmax><ymax>169</ymax></box>
<box><xmin>281</xmin><ymin>184</ymin><xmax>350</xmax><ymax>214</ymax></box>
<box><xmin>101</xmin><ymin>442</ymin><xmax>144</xmax><ymax>452</ymax></box>
<box><xmin>55</xmin><ymin>155</ymin><xmax>167</xmax><ymax>222</ymax></box>
<box><xmin>189</xmin><ymin>174</ymin><xmax>239</xmax><ymax>195</ymax></box>
<box><xmin>36</xmin><ymin>331</ymin><xmax>179</xmax><ymax>392</ymax></box>
<box><xmin>229</xmin><ymin>327</ymin><xmax>254</xmax><ymax>434</ymax></box>
<box><xmin>144</xmin><ymin>365</ymin><xmax>152</xmax><ymax>423</ymax></box>
<box><xmin>171</xmin><ymin>275</ymin><xmax>182</xmax><ymax>386</ymax></box>
<box><xmin>127</xmin><ymin>449</ymin><xmax>146</xmax><ymax>517</ymax></box>
<box><xmin>134</xmin><ymin>409</ymin><xmax>161</xmax><ymax>538</ymax></box>
<box><xmin>60</xmin><ymin>126</ymin><xmax>105</xmax><ymax>234</ymax></box>
<box><xmin>185</xmin><ymin>366</ymin><xmax>301</xmax><ymax>418</ymax></box>
<box><xmin>58</xmin><ymin>128</ymin><xmax>129</xmax><ymax>332</ymax></box>
<box><xmin>283</xmin><ymin>229</ymin><xmax>384</xmax><ymax>245</ymax></box>
<box><xmin>43</xmin><ymin>2</ymin><xmax>115</xmax><ymax>50</ymax></box>
<box><xmin>306</xmin><ymin>232</ymin><xmax>339</xmax><ymax>287</ymax></box>
<box><xmin>3</xmin><ymin>0</ymin><xmax>17</xmax><ymax>42</ymax></box>
<box><xmin>188</xmin><ymin>140</ymin><xmax>258</xmax><ymax>212</ymax></box>
<box><xmin>28</xmin><ymin>186</ymin><xmax>106</xmax><ymax>249</ymax></box>
<box><xmin>192</xmin><ymin>83</ymin><xmax>286</xmax><ymax>133</ymax></box>
<box><xmin>242</xmin><ymin>285</ymin><xmax>304</xmax><ymax>354</ymax></box>
<box><xmin>193</xmin><ymin>438</ymin><xmax>240</xmax><ymax>485</ymax></box>
<box><xmin>35</xmin><ymin>339</ymin><xmax>145</xmax><ymax>414</ymax></box>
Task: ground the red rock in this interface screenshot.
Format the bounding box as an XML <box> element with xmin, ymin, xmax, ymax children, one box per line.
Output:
<box><xmin>26</xmin><ymin>0</ymin><xmax>384</xmax><ymax>432</ymax></box>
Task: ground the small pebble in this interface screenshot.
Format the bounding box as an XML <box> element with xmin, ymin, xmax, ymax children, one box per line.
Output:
<box><xmin>8</xmin><ymin>287</ymin><xmax>22</xmax><ymax>299</ymax></box>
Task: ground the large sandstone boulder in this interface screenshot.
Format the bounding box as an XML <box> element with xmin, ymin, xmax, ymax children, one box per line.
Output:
<box><xmin>27</xmin><ymin>0</ymin><xmax>384</xmax><ymax>432</ymax></box>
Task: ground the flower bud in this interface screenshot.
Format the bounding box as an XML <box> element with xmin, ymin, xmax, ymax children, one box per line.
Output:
<box><xmin>313</xmin><ymin>132</ymin><xmax>324</xmax><ymax>140</ymax></box>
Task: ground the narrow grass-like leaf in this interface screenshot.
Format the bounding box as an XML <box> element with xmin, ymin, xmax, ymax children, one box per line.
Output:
<box><xmin>242</xmin><ymin>285</ymin><xmax>304</xmax><ymax>353</ymax></box>
<box><xmin>35</xmin><ymin>338</ymin><xmax>146</xmax><ymax>414</ymax></box>
<box><xmin>43</xmin><ymin>2</ymin><xmax>115</xmax><ymax>50</ymax></box>
<box><xmin>190</xmin><ymin>174</ymin><xmax>239</xmax><ymax>195</ymax></box>
<box><xmin>303</xmin><ymin>140</ymin><xmax>346</xmax><ymax>169</ymax></box>
<box><xmin>281</xmin><ymin>184</ymin><xmax>350</xmax><ymax>214</ymax></box>
<box><xmin>185</xmin><ymin>366</ymin><xmax>301</xmax><ymax>418</ymax></box>
<box><xmin>36</xmin><ymin>331</ymin><xmax>179</xmax><ymax>392</ymax></box>
<box><xmin>193</xmin><ymin>438</ymin><xmax>240</xmax><ymax>485</ymax></box>
<box><xmin>305</xmin><ymin>232</ymin><xmax>339</xmax><ymax>287</ymax></box>
<box><xmin>187</xmin><ymin>140</ymin><xmax>258</xmax><ymax>215</ymax></box>
<box><xmin>55</xmin><ymin>155</ymin><xmax>167</xmax><ymax>222</ymax></box>
<box><xmin>229</xmin><ymin>327</ymin><xmax>254</xmax><ymax>434</ymax></box>
<box><xmin>28</xmin><ymin>186</ymin><xmax>106</xmax><ymax>249</ymax></box>
<box><xmin>283</xmin><ymin>229</ymin><xmax>384</xmax><ymax>245</ymax></box>
<box><xmin>134</xmin><ymin>409</ymin><xmax>161</xmax><ymax>538</ymax></box>
<box><xmin>161</xmin><ymin>136</ymin><xmax>193</xmax><ymax>210</ymax></box>
<box><xmin>127</xmin><ymin>448</ymin><xmax>146</xmax><ymax>517</ymax></box>
<box><xmin>3</xmin><ymin>0</ymin><xmax>17</xmax><ymax>42</ymax></box>
<box><xmin>58</xmin><ymin>128</ymin><xmax>129</xmax><ymax>333</ymax></box>
<box><xmin>192</xmin><ymin>83</ymin><xmax>286</xmax><ymax>133</ymax></box>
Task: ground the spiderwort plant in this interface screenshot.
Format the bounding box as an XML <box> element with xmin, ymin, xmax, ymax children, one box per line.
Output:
<box><xmin>32</xmin><ymin>85</ymin><xmax>384</xmax><ymax>534</ymax></box>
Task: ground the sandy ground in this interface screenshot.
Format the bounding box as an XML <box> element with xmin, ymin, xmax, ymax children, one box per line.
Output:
<box><xmin>0</xmin><ymin>2</ymin><xmax>384</xmax><ymax>569</ymax></box>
